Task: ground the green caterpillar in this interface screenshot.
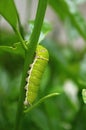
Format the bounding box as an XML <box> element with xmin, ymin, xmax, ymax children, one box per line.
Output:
<box><xmin>82</xmin><ymin>89</ymin><xmax>86</xmax><ymax>104</ymax></box>
<box><xmin>24</xmin><ymin>45</ymin><xmax>49</xmax><ymax>105</ymax></box>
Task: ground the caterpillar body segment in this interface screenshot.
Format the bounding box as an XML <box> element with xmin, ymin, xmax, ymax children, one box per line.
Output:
<box><xmin>24</xmin><ymin>45</ymin><xmax>49</xmax><ymax>105</ymax></box>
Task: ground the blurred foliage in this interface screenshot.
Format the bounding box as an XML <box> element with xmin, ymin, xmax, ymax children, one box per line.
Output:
<box><xmin>0</xmin><ymin>0</ymin><xmax>86</xmax><ymax>130</ymax></box>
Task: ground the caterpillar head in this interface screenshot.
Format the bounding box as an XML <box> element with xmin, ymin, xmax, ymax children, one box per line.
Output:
<box><xmin>36</xmin><ymin>45</ymin><xmax>49</xmax><ymax>60</ymax></box>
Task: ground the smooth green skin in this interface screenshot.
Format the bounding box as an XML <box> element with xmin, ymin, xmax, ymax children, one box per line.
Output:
<box><xmin>25</xmin><ymin>45</ymin><xmax>49</xmax><ymax>105</ymax></box>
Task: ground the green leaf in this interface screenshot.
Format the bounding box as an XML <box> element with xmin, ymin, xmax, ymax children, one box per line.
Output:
<box><xmin>0</xmin><ymin>0</ymin><xmax>19</xmax><ymax>31</ymax></box>
<box><xmin>82</xmin><ymin>89</ymin><xmax>86</xmax><ymax>104</ymax></box>
<box><xmin>24</xmin><ymin>93</ymin><xmax>59</xmax><ymax>113</ymax></box>
<box><xmin>49</xmin><ymin>0</ymin><xmax>86</xmax><ymax>40</ymax></box>
<box><xmin>49</xmin><ymin>0</ymin><xmax>66</xmax><ymax>20</ymax></box>
<box><xmin>62</xmin><ymin>0</ymin><xmax>86</xmax><ymax>40</ymax></box>
<box><xmin>0</xmin><ymin>42</ymin><xmax>25</xmax><ymax>57</ymax></box>
<box><xmin>26</xmin><ymin>21</ymin><xmax>51</xmax><ymax>43</ymax></box>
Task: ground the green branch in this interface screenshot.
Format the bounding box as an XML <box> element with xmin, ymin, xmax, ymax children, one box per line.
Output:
<box><xmin>28</xmin><ymin>0</ymin><xmax>48</xmax><ymax>47</ymax></box>
<box><xmin>14</xmin><ymin>0</ymin><xmax>48</xmax><ymax>130</ymax></box>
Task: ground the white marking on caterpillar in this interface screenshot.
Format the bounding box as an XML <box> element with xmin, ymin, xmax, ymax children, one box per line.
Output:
<box><xmin>24</xmin><ymin>58</ymin><xmax>37</xmax><ymax>105</ymax></box>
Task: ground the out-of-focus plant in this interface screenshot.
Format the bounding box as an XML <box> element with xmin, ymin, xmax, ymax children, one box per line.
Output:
<box><xmin>0</xmin><ymin>0</ymin><xmax>86</xmax><ymax>130</ymax></box>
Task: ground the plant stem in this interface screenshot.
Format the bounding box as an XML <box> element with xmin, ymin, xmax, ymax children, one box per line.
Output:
<box><xmin>14</xmin><ymin>0</ymin><xmax>48</xmax><ymax>130</ymax></box>
<box><xmin>16</xmin><ymin>29</ymin><xmax>28</xmax><ymax>50</ymax></box>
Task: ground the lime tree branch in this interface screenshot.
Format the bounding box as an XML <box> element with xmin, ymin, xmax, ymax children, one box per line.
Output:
<box><xmin>14</xmin><ymin>0</ymin><xmax>48</xmax><ymax>130</ymax></box>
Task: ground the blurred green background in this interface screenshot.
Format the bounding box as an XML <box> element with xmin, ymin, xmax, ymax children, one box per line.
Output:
<box><xmin>0</xmin><ymin>0</ymin><xmax>86</xmax><ymax>130</ymax></box>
